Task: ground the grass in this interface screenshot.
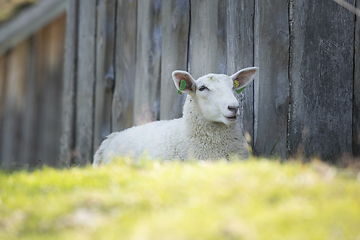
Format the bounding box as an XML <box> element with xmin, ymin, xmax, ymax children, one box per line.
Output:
<box><xmin>0</xmin><ymin>157</ymin><xmax>360</xmax><ymax>240</ymax></box>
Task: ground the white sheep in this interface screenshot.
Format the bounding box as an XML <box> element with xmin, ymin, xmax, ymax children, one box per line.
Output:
<box><xmin>93</xmin><ymin>67</ymin><xmax>258</xmax><ymax>167</ymax></box>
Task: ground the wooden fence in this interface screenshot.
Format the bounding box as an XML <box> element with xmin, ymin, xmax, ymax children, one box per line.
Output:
<box><xmin>59</xmin><ymin>0</ymin><xmax>360</xmax><ymax>167</ymax></box>
<box><xmin>0</xmin><ymin>0</ymin><xmax>66</xmax><ymax>169</ymax></box>
<box><xmin>1</xmin><ymin>0</ymin><xmax>359</xmax><ymax>168</ymax></box>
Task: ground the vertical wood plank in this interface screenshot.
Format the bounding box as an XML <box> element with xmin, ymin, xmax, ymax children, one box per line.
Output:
<box><xmin>112</xmin><ymin>0</ymin><xmax>137</xmax><ymax>131</ymax></box>
<box><xmin>0</xmin><ymin>55</ymin><xmax>7</xmax><ymax>166</ymax></box>
<box><xmin>133</xmin><ymin>0</ymin><xmax>163</xmax><ymax>125</ymax></box>
<box><xmin>0</xmin><ymin>42</ymin><xmax>27</xmax><ymax>168</ymax></box>
<box><xmin>253</xmin><ymin>0</ymin><xmax>289</xmax><ymax>158</ymax></box>
<box><xmin>76</xmin><ymin>0</ymin><xmax>97</xmax><ymax>165</ymax></box>
<box><xmin>37</xmin><ymin>15</ymin><xmax>66</xmax><ymax>167</ymax></box>
<box><xmin>354</xmin><ymin>0</ymin><xmax>360</xmax><ymax>156</ymax></box>
<box><xmin>51</xmin><ymin>15</ymin><xmax>66</xmax><ymax>166</ymax></box>
<box><xmin>189</xmin><ymin>0</ymin><xmax>222</xmax><ymax>79</ymax></box>
<box><xmin>160</xmin><ymin>0</ymin><xmax>190</xmax><ymax>120</ymax></box>
<box><xmin>0</xmin><ymin>56</ymin><xmax>6</xmax><ymax>115</ymax></box>
<box><xmin>226</xmin><ymin>0</ymin><xmax>255</xmax><ymax>145</ymax></box>
<box><xmin>289</xmin><ymin>0</ymin><xmax>354</xmax><ymax>161</ymax></box>
<box><xmin>94</xmin><ymin>0</ymin><xmax>116</xmax><ymax>153</ymax></box>
<box><xmin>18</xmin><ymin>37</ymin><xmax>38</xmax><ymax>167</ymax></box>
<box><xmin>32</xmin><ymin>23</ymin><xmax>48</xmax><ymax>168</ymax></box>
<box><xmin>217</xmin><ymin>0</ymin><xmax>227</xmax><ymax>75</ymax></box>
<box><xmin>60</xmin><ymin>0</ymin><xmax>78</xmax><ymax>167</ymax></box>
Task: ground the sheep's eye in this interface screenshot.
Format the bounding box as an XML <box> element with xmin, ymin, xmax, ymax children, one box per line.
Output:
<box><xmin>198</xmin><ymin>86</ymin><xmax>209</xmax><ymax>91</ymax></box>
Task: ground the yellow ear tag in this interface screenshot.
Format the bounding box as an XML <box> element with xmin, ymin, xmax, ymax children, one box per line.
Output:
<box><xmin>234</xmin><ymin>80</ymin><xmax>245</xmax><ymax>93</ymax></box>
<box><xmin>234</xmin><ymin>80</ymin><xmax>240</xmax><ymax>88</ymax></box>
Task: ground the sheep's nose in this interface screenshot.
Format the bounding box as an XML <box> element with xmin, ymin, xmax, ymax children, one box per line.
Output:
<box><xmin>228</xmin><ymin>105</ymin><xmax>239</xmax><ymax>114</ymax></box>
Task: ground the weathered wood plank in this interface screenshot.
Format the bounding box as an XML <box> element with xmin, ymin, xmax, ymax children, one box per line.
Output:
<box><xmin>36</xmin><ymin>15</ymin><xmax>66</xmax><ymax>167</ymax></box>
<box><xmin>50</xmin><ymin>15</ymin><xmax>66</xmax><ymax>166</ymax></box>
<box><xmin>160</xmin><ymin>0</ymin><xmax>190</xmax><ymax>120</ymax></box>
<box><xmin>0</xmin><ymin>0</ymin><xmax>67</xmax><ymax>55</ymax></box>
<box><xmin>0</xmin><ymin>41</ymin><xmax>27</xmax><ymax>168</ymax></box>
<box><xmin>253</xmin><ymin>0</ymin><xmax>289</xmax><ymax>158</ymax></box>
<box><xmin>189</xmin><ymin>0</ymin><xmax>222</xmax><ymax>79</ymax></box>
<box><xmin>112</xmin><ymin>0</ymin><xmax>137</xmax><ymax>131</ymax></box>
<box><xmin>289</xmin><ymin>0</ymin><xmax>354</xmax><ymax>161</ymax></box>
<box><xmin>354</xmin><ymin>0</ymin><xmax>360</xmax><ymax>156</ymax></box>
<box><xmin>31</xmin><ymin>24</ymin><xmax>48</xmax><ymax>168</ymax></box>
<box><xmin>217</xmin><ymin>0</ymin><xmax>227</xmax><ymax>75</ymax></box>
<box><xmin>226</xmin><ymin>0</ymin><xmax>255</xmax><ymax>146</ymax></box>
<box><xmin>94</xmin><ymin>0</ymin><xmax>116</xmax><ymax>153</ymax></box>
<box><xmin>60</xmin><ymin>0</ymin><xmax>78</xmax><ymax>168</ymax></box>
<box><xmin>17</xmin><ymin>37</ymin><xmax>38</xmax><ymax>167</ymax></box>
<box><xmin>76</xmin><ymin>0</ymin><xmax>97</xmax><ymax>165</ymax></box>
<box><xmin>133</xmin><ymin>0</ymin><xmax>163</xmax><ymax>125</ymax></box>
<box><xmin>0</xmin><ymin>56</ymin><xmax>6</xmax><ymax>114</ymax></box>
<box><xmin>0</xmin><ymin>55</ymin><xmax>7</xmax><ymax>166</ymax></box>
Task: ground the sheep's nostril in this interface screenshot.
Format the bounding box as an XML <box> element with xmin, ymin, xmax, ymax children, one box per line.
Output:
<box><xmin>228</xmin><ymin>106</ymin><xmax>239</xmax><ymax>113</ymax></box>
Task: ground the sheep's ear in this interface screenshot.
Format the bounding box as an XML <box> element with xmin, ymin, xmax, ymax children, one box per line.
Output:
<box><xmin>231</xmin><ymin>67</ymin><xmax>259</xmax><ymax>90</ymax></box>
<box><xmin>172</xmin><ymin>70</ymin><xmax>196</xmax><ymax>96</ymax></box>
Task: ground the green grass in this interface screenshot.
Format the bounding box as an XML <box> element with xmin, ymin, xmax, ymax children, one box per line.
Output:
<box><xmin>0</xmin><ymin>157</ymin><xmax>360</xmax><ymax>240</ymax></box>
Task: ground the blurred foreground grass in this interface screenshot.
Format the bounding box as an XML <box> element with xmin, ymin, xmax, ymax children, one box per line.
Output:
<box><xmin>0</xmin><ymin>157</ymin><xmax>360</xmax><ymax>240</ymax></box>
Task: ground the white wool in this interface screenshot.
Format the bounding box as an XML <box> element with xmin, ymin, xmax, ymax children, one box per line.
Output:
<box><xmin>93</xmin><ymin>67</ymin><xmax>258</xmax><ymax>167</ymax></box>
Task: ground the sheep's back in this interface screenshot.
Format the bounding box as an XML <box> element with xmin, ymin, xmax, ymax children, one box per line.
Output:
<box><xmin>94</xmin><ymin>118</ymin><xmax>185</xmax><ymax>165</ymax></box>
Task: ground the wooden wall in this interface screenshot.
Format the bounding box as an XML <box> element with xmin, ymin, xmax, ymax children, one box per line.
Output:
<box><xmin>59</xmin><ymin>0</ymin><xmax>359</xmax><ymax>167</ymax></box>
<box><xmin>1</xmin><ymin>0</ymin><xmax>358</xmax><ymax>168</ymax></box>
<box><xmin>289</xmin><ymin>0</ymin><xmax>355</xmax><ymax>161</ymax></box>
<box><xmin>354</xmin><ymin>0</ymin><xmax>360</xmax><ymax>156</ymax></box>
<box><xmin>0</xmin><ymin>14</ymin><xmax>66</xmax><ymax>168</ymax></box>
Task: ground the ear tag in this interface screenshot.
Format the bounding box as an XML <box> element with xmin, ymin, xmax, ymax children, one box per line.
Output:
<box><xmin>177</xmin><ymin>79</ymin><xmax>187</xmax><ymax>95</ymax></box>
<box><xmin>234</xmin><ymin>80</ymin><xmax>240</xmax><ymax>88</ymax></box>
<box><xmin>236</xmin><ymin>87</ymin><xmax>246</xmax><ymax>94</ymax></box>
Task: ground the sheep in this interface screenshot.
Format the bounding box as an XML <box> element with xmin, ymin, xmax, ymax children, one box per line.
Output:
<box><xmin>93</xmin><ymin>67</ymin><xmax>259</xmax><ymax>167</ymax></box>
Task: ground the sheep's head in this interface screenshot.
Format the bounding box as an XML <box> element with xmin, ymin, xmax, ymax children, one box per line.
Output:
<box><xmin>172</xmin><ymin>67</ymin><xmax>258</xmax><ymax>125</ymax></box>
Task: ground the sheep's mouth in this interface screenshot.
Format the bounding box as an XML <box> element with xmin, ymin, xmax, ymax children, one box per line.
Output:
<box><xmin>224</xmin><ymin>115</ymin><xmax>237</xmax><ymax>122</ymax></box>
